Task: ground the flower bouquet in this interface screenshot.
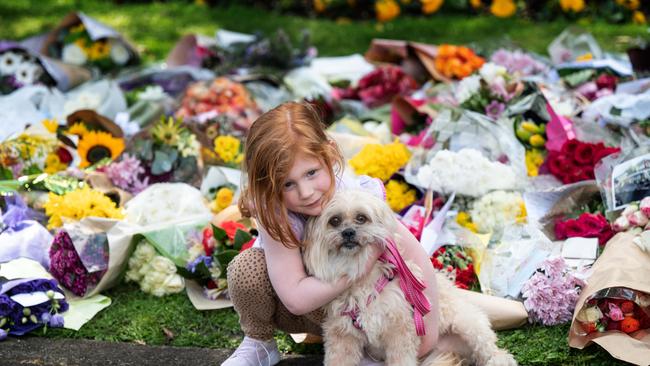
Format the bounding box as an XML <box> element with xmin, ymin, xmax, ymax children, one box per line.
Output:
<box><xmin>455</xmin><ymin>62</ymin><xmax>525</xmax><ymax>120</ymax></box>
<box><xmin>184</xmin><ymin>219</ymin><xmax>257</xmax><ymax>300</ymax></box>
<box><xmin>575</xmin><ymin>288</ymin><xmax>650</xmax><ymax>336</ymax></box>
<box><xmin>42</xmin><ymin>185</ymin><xmax>124</xmax><ymax>230</ymax></box>
<box><xmin>469</xmin><ymin>190</ymin><xmax>527</xmax><ymax>235</ymax></box>
<box><xmin>174</xmin><ymin>77</ymin><xmax>261</xmax><ymax>130</ymax></box>
<box><xmin>58</xmin><ymin>112</ymin><xmax>126</xmax><ymax>169</ymax></box>
<box><xmin>336</xmin><ymin>65</ymin><xmax>418</xmax><ymax>108</ymax></box>
<box><xmin>348</xmin><ymin>139</ymin><xmax>411</xmax><ymax>182</ymax></box>
<box><xmin>433</xmin><ymin>44</ymin><xmax>485</xmax><ymax>81</ymax></box>
<box><xmin>521</xmin><ymin>257</ymin><xmax>586</xmax><ymax>326</ymax></box>
<box><xmin>124</xmin><ymin>117</ymin><xmax>201</xmax><ymax>186</ymax></box>
<box><xmin>48</xmin><ymin>222</ymin><xmax>109</xmax><ymax>297</ymax></box>
<box><xmin>0</xmin><ymin>45</ymin><xmax>54</xmax><ymax>95</ymax></box>
<box><xmin>554</xmin><ymin>212</ymin><xmax>614</xmax><ymax>247</ymax></box>
<box><xmin>545</xmin><ymin>139</ymin><xmax>620</xmax><ymax>184</ymax></box>
<box><xmin>430</xmin><ymin>245</ymin><xmax>479</xmax><ymax>291</ymax></box>
<box><xmin>125</xmin><ymin>238</ymin><xmax>185</xmax><ymax>297</ymax></box>
<box><xmin>0</xmin><ymin>277</ymin><xmax>68</xmax><ymax>340</ymax></box>
<box><xmin>569</xmin><ymin>232</ymin><xmax>650</xmax><ymax>365</ymax></box>
<box><xmin>43</xmin><ymin>12</ymin><xmax>138</xmax><ymax>73</ymax></box>
<box><xmin>0</xmin><ymin>128</ymin><xmax>67</xmax><ymax>178</ymax></box>
<box><xmin>489</xmin><ymin>48</ymin><xmax>548</xmax><ymax>77</ymax></box>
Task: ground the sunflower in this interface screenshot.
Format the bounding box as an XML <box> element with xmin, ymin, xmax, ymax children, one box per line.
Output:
<box><xmin>68</xmin><ymin>122</ymin><xmax>89</xmax><ymax>137</ymax></box>
<box><xmin>151</xmin><ymin>117</ymin><xmax>182</xmax><ymax>146</ymax></box>
<box><xmin>42</xmin><ymin>119</ymin><xmax>59</xmax><ymax>133</ymax></box>
<box><xmin>77</xmin><ymin>131</ymin><xmax>125</xmax><ymax>168</ymax></box>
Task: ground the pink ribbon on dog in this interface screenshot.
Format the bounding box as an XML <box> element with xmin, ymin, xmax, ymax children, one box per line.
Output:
<box><xmin>380</xmin><ymin>239</ymin><xmax>431</xmax><ymax>336</ymax></box>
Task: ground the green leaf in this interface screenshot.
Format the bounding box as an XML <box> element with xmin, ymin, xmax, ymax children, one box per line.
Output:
<box><xmin>211</xmin><ymin>224</ymin><xmax>228</xmax><ymax>243</ymax></box>
<box><xmin>233</xmin><ymin>229</ymin><xmax>252</xmax><ymax>251</ymax></box>
<box><xmin>0</xmin><ymin>167</ymin><xmax>13</xmax><ymax>180</ymax></box>
<box><xmin>151</xmin><ymin>150</ymin><xmax>173</xmax><ymax>174</ymax></box>
<box><xmin>214</xmin><ymin>250</ymin><xmax>239</xmax><ymax>279</ymax></box>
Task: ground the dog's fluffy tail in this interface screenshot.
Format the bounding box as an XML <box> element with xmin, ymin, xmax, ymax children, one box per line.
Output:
<box><xmin>420</xmin><ymin>351</ymin><xmax>464</xmax><ymax>366</ymax></box>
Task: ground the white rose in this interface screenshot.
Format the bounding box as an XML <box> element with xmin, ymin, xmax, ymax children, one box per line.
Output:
<box><xmin>0</xmin><ymin>51</ymin><xmax>21</xmax><ymax>75</ymax></box>
<box><xmin>416</xmin><ymin>165</ymin><xmax>433</xmax><ymax>190</ymax></box>
<box><xmin>162</xmin><ymin>274</ymin><xmax>185</xmax><ymax>294</ymax></box>
<box><xmin>479</xmin><ymin>62</ymin><xmax>507</xmax><ymax>84</ymax></box>
<box><xmin>62</xmin><ymin>43</ymin><xmax>88</xmax><ymax>65</ymax></box>
<box><xmin>133</xmin><ymin>241</ymin><xmax>157</xmax><ymax>262</ymax></box>
<box><xmin>576</xmin><ymin>306</ymin><xmax>603</xmax><ymax>323</ymax></box>
<box><xmin>150</xmin><ymin>256</ymin><xmax>177</xmax><ymax>274</ymax></box>
<box><xmin>125</xmin><ymin>268</ymin><xmax>142</xmax><ymax>283</ymax></box>
<box><xmin>63</xmin><ymin>91</ymin><xmax>101</xmax><ymax>116</ymax></box>
<box><xmin>109</xmin><ymin>40</ymin><xmax>130</xmax><ymax>65</ymax></box>
<box><xmin>455</xmin><ymin>75</ymin><xmax>481</xmax><ymax>103</ymax></box>
<box><xmin>137</xmin><ymin>85</ymin><xmax>166</xmax><ymax>102</ymax></box>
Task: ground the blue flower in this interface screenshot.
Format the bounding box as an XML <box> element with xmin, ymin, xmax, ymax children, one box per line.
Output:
<box><xmin>187</xmin><ymin>255</ymin><xmax>213</xmax><ymax>273</ymax></box>
<box><xmin>48</xmin><ymin>314</ymin><xmax>64</xmax><ymax>328</ymax></box>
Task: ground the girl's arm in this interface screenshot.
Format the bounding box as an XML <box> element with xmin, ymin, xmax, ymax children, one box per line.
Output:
<box><xmin>395</xmin><ymin>221</ymin><xmax>440</xmax><ymax>358</ymax></box>
<box><xmin>261</xmin><ymin>227</ymin><xmax>350</xmax><ymax>315</ymax></box>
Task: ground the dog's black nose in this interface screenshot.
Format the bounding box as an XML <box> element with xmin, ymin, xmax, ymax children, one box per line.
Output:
<box><xmin>341</xmin><ymin>228</ymin><xmax>356</xmax><ymax>239</ymax></box>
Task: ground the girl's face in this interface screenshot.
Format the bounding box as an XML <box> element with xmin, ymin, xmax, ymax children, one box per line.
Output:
<box><xmin>282</xmin><ymin>152</ymin><xmax>332</xmax><ymax>217</ymax></box>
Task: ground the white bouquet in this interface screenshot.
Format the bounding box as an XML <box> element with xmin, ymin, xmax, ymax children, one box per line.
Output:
<box><xmin>470</xmin><ymin>190</ymin><xmax>526</xmax><ymax>234</ymax></box>
<box><xmin>415</xmin><ymin>148</ymin><xmax>519</xmax><ymax>197</ymax></box>
<box><xmin>124</xmin><ymin>183</ymin><xmax>211</xmax><ymax>227</ymax></box>
<box><xmin>125</xmin><ymin>239</ymin><xmax>185</xmax><ymax>297</ymax></box>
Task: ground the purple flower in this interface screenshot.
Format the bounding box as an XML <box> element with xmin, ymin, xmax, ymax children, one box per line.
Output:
<box><xmin>0</xmin><ymin>328</ymin><xmax>7</xmax><ymax>341</ymax></box>
<box><xmin>485</xmin><ymin>101</ymin><xmax>505</xmax><ymax>120</ymax></box>
<box><xmin>48</xmin><ymin>314</ymin><xmax>64</xmax><ymax>328</ymax></box>
<box><xmin>40</xmin><ymin>312</ymin><xmax>51</xmax><ymax>324</ymax></box>
<box><xmin>490</xmin><ymin>49</ymin><xmax>548</xmax><ymax>77</ymax></box>
<box><xmin>1</xmin><ymin>194</ymin><xmax>45</xmax><ymax>230</ymax></box>
<box><xmin>187</xmin><ymin>255</ymin><xmax>213</xmax><ymax>273</ymax></box>
<box><xmin>103</xmin><ymin>154</ymin><xmax>149</xmax><ymax>194</ymax></box>
<box><xmin>521</xmin><ymin>257</ymin><xmax>585</xmax><ymax>326</ymax></box>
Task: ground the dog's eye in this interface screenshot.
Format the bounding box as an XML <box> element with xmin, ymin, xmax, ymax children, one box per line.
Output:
<box><xmin>355</xmin><ymin>214</ymin><xmax>368</xmax><ymax>224</ymax></box>
<box><xmin>328</xmin><ymin>216</ymin><xmax>341</xmax><ymax>227</ymax></box>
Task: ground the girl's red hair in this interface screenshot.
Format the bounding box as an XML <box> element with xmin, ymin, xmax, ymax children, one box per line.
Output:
<box><xmin>238</xmin><ymin>102</ymin><xmax>343</xmax><ymax>248</ymax></box>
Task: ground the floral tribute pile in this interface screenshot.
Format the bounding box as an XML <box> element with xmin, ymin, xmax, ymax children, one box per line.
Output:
<box><xmin>1</xmin><ymin>13</ymin><xmax>650</xmax><ymax>361</ymax></box>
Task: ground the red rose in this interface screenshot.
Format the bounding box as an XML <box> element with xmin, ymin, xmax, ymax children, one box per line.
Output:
<box><xmin>592</xmin><ymin>146</ymin><xmax>620</xmax><ymax>165</ymax></box>
<box><xmin>595</xmin><ymin>73</ymin><xmax>618</xmax><ymax>90</ymax></box>
<box><xmin>564</xmin><ymin>219</ymin><xmax>586</xmax><ymax>238</ymax></box>
<box><xmin>431</xmin><ymin>257</ymin><xmax>443</xmax><ymax>270</ymax></box>
<box><xmin>574</xmin><ymin>142</ymin><xmax>596</xmax><ymax>165</ymax></box>
<box><xmin>547</xmin><ymin>152</ymin><xmax>566</xmax><ymax>176</ymax></box>
<box><xmin>554</xmin><ymin>220</ymin><xmax>568</xmax><ymax>240</ymax></box>
<box><xmin>578</xmin><ymin>213</ymin><xmax>607</xmax><ymax>237</ymax></box>
<box><xmin>561</xmin><ymin>139</ymin><xmax>581</xmax><ymax>156</ymax></box>
<box><xmin>220</xmin><ymin>221</ymin><xmax>247</xmax><ymax>241</ymax></box>
<box><xmin>598</xmin><ymin>227</ymin><xmax>615</xmax><ymax>246</ymax></box>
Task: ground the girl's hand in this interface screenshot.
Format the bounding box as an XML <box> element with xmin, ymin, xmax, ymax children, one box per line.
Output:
<box><xmin>362</xmin><ymin>244</ymin><xmax>384</xmax><ymax>278</ymax></box>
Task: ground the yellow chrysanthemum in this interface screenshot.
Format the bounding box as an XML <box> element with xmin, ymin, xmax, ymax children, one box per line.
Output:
<box><xmin>525</xmin><ymin>149</ymin><xmax>545</xmax><ymax>177</ymax></box>
<box><xmin>470</xmin><ymin>0</ymin><xmax>482</xmax><ymax>8</ymax></box>
<box><xmin>516</xmin><ymin>201</ymin><xmax>527</xmax><ymax>224</ymax></box>
<box><xmin>77</xmin><ymin>131</ymin><xmax>125</xmax><ymax>168</ymax></box>
<box><xmin>68</xmin><ymin>122</ymin><xmax>89</xmax><ymax>137</ymax></box>
<box><xmin>421</xmin><ymin>0</ymin><xmax>443</xmax><ymax>14</ymax></box>
<box><xmin>616</xmin><ymin>0</ymin><xmax>640</xmax><ymax>10</ymax></box>
<box><xmin>456</xmin><ymin>211</ymin><xmax>478</xmax><ymax>233</ymax></box>
<box><xmin>349</xmin><ymin>140</ymin><xmax>411</xmax><ymax>182</ymax></box>
<box><xmin>210</xmin><ymin>187</ymin><xmax>234</xmax><ymax>214</ymax></box>
<box><xmin>633</xmin><ymin>11</ymin><xmax>647</xmax><ymax>24</ymax></box>
<box><xmin>385</xmin><ymin>180</ymin><xmax>417</xmax><ymax>212</ymax></box>
<box><xmin>559</xmin><ymin>0</ymin><xmax>585</xmax><ymax>13</ymax></box>
<box><xmin>490</xmin><ymin>0</ymin><xmax>516</xmax><ymax>17</ymax></box>
<box><xmin>375</xmin><ymin>0</ymin><xmax>401</xmax><ymax>22</ymax></box>
<box><xmin>43</xmin><ymin>186</ymin><xmax>124</xmax><ymax>229</ymax></box>
<box><xmin>214</xmin><ymin>135</ymin><xmax>242</xmax><ymax>164</ymax></box>
<box><xmin>44</xmin><ymin>153</ymin><xmax>67</xmax><ymax>174</ymax></box>
<box><xmin>42</xmin><ymin>119</ymin><xmax>59</xmax><ymax>133</ymax></box>
<box><xmin>88</xmin><ymin>40</ymin><xmax>111</xmax><ymax>61</ymax></box>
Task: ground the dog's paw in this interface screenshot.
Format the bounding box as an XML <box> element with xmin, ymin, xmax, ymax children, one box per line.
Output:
<box><xmin>484</xmin><ymin>351</ymin><xmax>517</xmax><ymax>366</ymax></box>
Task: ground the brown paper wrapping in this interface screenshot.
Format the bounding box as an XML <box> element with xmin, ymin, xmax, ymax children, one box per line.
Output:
<box><xmin>67</xmin><ymin>110</ymin><xmax>124</xmax><ymax>138</ymax></box>
<box><xmin>452</xmin><ymin>288</ymin><xmax>529</xmax><ymax>331</ymax></box>
<box><xmin>568</xmin><ymin>232</ymin><xmax>650</xmax><ymax>366</ymax></box>
<box><xmin>365</xmin><ymin>39</ymin><xmax>450</xmax><ymax>83</ymax></box>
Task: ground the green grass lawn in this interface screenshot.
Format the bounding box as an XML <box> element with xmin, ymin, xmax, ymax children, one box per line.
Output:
<box><xmin>3</xmin><ymin>1</ymin><xmax>645</xmax><ymax>364</ymax></box>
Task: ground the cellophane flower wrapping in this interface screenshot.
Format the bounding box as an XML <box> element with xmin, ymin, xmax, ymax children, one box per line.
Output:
<box><xmin>0</xmin><ymin>277</ymin><xmax>69</xmax><ymax>337</ymax></box>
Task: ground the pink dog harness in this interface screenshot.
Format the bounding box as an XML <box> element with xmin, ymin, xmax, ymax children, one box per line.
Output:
<box><xmin>340</xmin><ymin>239</ymin><xmax>431</xmax><ymax>336</ymax></box>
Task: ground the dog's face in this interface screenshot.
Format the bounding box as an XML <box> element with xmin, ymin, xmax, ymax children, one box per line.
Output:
<box><xmin>303</xmin><ymin>190</ymin><xmax>397</xmax><ymax>283</ymax></box>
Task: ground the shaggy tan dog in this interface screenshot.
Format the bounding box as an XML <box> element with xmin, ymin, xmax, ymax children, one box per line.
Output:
<box><xmin>303</xmin><ymin>190</ymin><xmax>517</xmax><ymax>366</ymax></box>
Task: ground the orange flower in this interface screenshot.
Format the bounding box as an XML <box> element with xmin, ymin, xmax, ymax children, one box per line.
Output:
<box><xmin>633</xmin><ymin>10</ymin><xmax>647</xmax><ymax>24</ymax></box>
<box><xmin>470</xmin><ymin>0</ymin><xmax>482</xmax><ymax>8</ymax></box>
<box><xmin>490</xmin><ymin>0</ymin><xmax>517</xmax><ymax>17</ymax></box>
<box><xmin>434</xmin><ymin>44</ymin><xmax>484</xmax><ymax>79</ymax></box>
<box><xmin>616</xmin><ymin>0</ymin><xmax>640</xmax><ymax>10</ymax></box>
<box><xmin>421</xmin><ymin>0</ymin><xmax>443</xmax><ymax>14</ymax></box>
<box><xmin>375</xmin><ymin>0</ymin><xmax>401</xmax><ymax>22</ymax></box>
<box><xmin>559</xmin><ymin>0</ymin><xmax>585</xmax><ymax>13</ymax></box>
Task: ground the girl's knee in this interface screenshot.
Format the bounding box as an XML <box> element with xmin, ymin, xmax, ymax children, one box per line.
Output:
<box><xmin>227</xmin><ymin>248</ymin><xmax>271</xmax><ymax>295</ymax></box>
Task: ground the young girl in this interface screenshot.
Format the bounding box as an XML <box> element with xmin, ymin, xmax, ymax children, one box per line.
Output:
<box><xmin>222</xmin><ymin>102</ymin><xmax>440</xmax><ymax>366</ymax></box>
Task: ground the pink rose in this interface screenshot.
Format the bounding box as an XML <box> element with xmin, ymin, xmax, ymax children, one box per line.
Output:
<box><xmin>629</xmin><ymin>211</ymin><xmax>649</xmax><ymax>227</ymax></box>
<box><xmin>640</xmin><ymin>197</ymin><xmax>650</xmax><ymax>217</ymax></box>
<box><xmin>613</xmin><ymin>216</ymin><xmax>630</xmax><ymax>232</ymax></box>
<box><xmin>608</xmin><ymin>303</ymin><xmax>624</xmax><ymax>321</ymax></box>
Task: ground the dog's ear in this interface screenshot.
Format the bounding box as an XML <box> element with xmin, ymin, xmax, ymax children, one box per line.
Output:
<box><xmin>369</xmin><ymin>194</ymin><xmax>398</xmax><ymax>235</ymax></box>
<box><xmin>302</xmin><ymin>216</ymin><xmax>329</xmax><ymax>279</ymax></box>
